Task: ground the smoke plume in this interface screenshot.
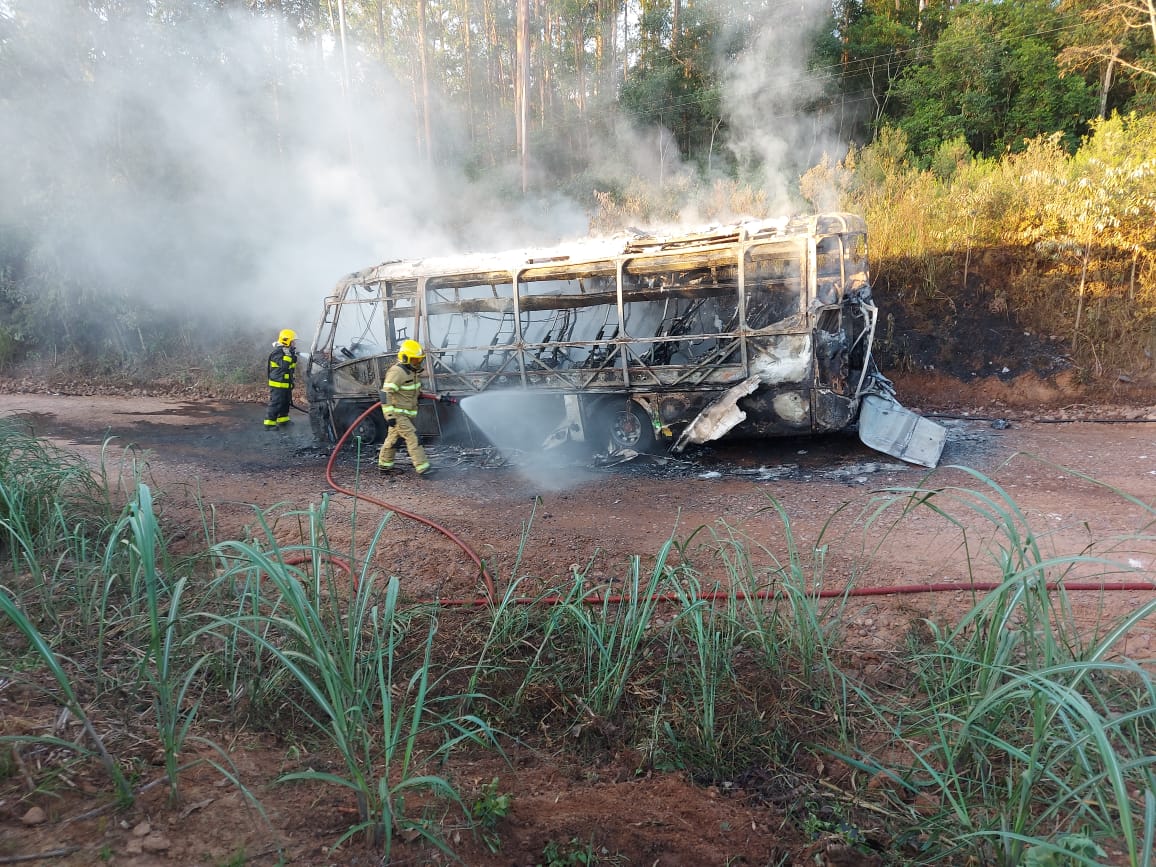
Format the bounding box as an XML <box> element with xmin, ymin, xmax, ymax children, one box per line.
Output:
<box><xmin>0</xmin><ymin>0</ymin><xmax>843</xmax><ymax>343</ymax></box>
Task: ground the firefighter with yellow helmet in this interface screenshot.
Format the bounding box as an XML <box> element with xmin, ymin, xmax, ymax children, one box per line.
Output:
<box><xmin>377</xmin><ymin>339</ymin><xmax>441</xmax><ymax>476</ymax></box>
<box><xmin>264</xmin><ymin>329</ymin><xmax>298</xmax><ymax>429</ymax></box>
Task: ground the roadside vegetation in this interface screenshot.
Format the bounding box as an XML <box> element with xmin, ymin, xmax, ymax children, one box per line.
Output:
<box><xmin>806</xmin><ymin>113</ymin><xmax>1156</xmax><ymax>383</ymax></box>
<box><xmin>3</xmin><ymin>419</ymin><xmax>1155</xmax><ymax>864</ymax></box>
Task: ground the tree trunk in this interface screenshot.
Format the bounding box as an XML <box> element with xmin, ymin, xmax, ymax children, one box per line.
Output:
<box><xmin>484</xmin><ymin>0</ymin><xmax>500</xmax><ymax>164</ymax></box>
<box><xmin>594</xmin><ymin>0</ymin><xmax>605</xmax><ymax>99</ymax></box>
<box><xmin>336</xmin><ymin>0</ymin><xmax>354</xmax><ymax>166</ymax></box>
<box><xmin>516</xmin><ymin>0</ymin><xmax>529</xmax><ymax>191</ymax></box>
<box><xmin>269</xmin><ymin>0</ymin><xmax>284</xmax><ymax>161</ymax></box>
<box><xmin>574</xmin><ymin>22</ymin><xmax>586</xmax><ymax>114</ymax></box>
<box><xmin>314</xmin><ymin>1</ymin><xmax>325</xmax><ymax>70</ymax></box>
<box><xmin>623</xmin><ymin>1</ymin><xmax>629</xmax><ymax>82</ymax></box>
<box><xmin>538</xmin><ymin>1</ymin><xmax>549</xmax><ymax>125</ymax></box>
<box><xmin>602</xmin><ymin>0</ymin><xmax>618</xmax><ymax>97</ymax></box>
<box><xmin>375</xmin><ymin>0</ymin><xmax>386</xmax><ymax>58</ymax></box>
<box><xmin>463</xmin><ymin>0</ymin><xmax>475</xmax><ymax>144</ymax></box>
<box><xmin>418</xmin><ymin>0</ymin><xmax>432</xmax><ymax>163</ymax></box>
<box><xmin>1100</xmin><ymin>48</ymin><xmax>1116</xmax><ymax>119</ymax></box>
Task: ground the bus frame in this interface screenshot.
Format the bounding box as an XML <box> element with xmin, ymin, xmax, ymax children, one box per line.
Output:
<box><xmin>303</xmin><ymin>212</ymin><xmax>946</xmax><ymax>467</ymax></box>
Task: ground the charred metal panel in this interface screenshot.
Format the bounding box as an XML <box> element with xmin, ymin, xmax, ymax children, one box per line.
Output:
<box><xmin>733</xmin><ymin>389</ymin><xmax>813</xmax><ymax>434</ymax></box>
<box><xmin>673</xmin><ymin>376</ymin><xmax>762</xmax><ymax>451</ymax></box>
<box><xmin>858</xmin><ymin>393</ymin><xmax>947</xmax><ymax>468</ymax></box>
<box><xmin>812</xmin><ymin>389</ymin><xmax>857</xmax><ymax>431</ymax></box>
<box><xmin>665</xmin><ymin>332</ymin><xmax>819</xmax><ymax>446</ymax></box>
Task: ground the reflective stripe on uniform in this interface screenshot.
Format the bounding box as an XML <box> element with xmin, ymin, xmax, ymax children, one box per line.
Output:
<box><xmin>269</xmin><ymin>381</ymin><xmax>291</xmax><ymax>388</ymax></box>
<box><xmin>383</xmin><ymin>406</ymin><xmax>417</xmax><ymax>417</ymax></box>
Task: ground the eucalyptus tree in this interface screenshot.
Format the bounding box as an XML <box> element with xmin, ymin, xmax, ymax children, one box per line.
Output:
<box><xmin>817</xmin><ymin>1</ymin><xmax>920</xmax><ymax>144</ymax></box>
<box><xmin>619</xmin><ymin>0</ymin><xmax>722</xmax><ymax>165</ymax></box>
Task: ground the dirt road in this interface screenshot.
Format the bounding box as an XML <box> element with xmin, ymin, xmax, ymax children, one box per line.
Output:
<box><xmin>5</xmin><ymin>392</ymin><xmax>1156</xmax><ymax>641</ymax></box>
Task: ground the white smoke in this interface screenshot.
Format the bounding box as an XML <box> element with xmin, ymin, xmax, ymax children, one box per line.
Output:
<box><xmin>712</xmin><ymin>0</ymin><xmax>845</xmax><ymax>215</ymax></box>
<box><xmin>457</xmin><ymin>392</ymin><xmax>596</xmax><ymax>490</ymax></box>
<box><xmin>0</xmin><ymin>0</ymin><xmax>576</xmax><ymax>334</ymax></box>
<box><xmin>0</xmin><ymin>0</ymin><xmax>845</xmax><ymax>341</ymax></box>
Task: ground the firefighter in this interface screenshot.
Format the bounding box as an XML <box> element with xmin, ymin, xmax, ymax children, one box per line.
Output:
<box><xmin>264</xmin><ymin>329</ymin><xmax>298</xmax><ymax>429</ymax></box>
<box><xmin>377</xmin><ymin>339</ymin><xmax>441</xmax><ymax>477</ymax></box>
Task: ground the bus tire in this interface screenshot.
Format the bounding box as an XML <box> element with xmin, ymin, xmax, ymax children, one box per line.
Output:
<box><xmin>595</xmin><ymin>399</ymin><xmax>655</xmax><ymax>452</ymax></box>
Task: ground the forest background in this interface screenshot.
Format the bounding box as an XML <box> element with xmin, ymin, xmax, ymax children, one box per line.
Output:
<box><xmin>1</xmin><ymin>0</ymin><xmax>1155</xmax><ymax>395</ymax></box>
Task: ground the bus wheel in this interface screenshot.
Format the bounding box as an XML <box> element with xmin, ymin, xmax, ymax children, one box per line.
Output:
<box><xmin>335</xmin><ymin>405</ymin><xmax>387</xmax><ymax>447</ymax></box>
<box><xmin>598</xmin><ymin>400</ymin><xmax>654</xmax><ymax>452</ymax></box>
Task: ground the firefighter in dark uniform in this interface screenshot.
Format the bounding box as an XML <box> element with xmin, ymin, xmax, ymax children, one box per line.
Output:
<box><xmin>264</xmin><ymin>329</ymin><xmax>298</xmax><ymax>429</ymax></box>
<box><xmin>377</xmin><ymin>339</ymin><xmax>438</xmax><ymax>476</ymax></box>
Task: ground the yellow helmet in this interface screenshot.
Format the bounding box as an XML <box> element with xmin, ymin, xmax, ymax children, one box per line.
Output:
<box><xmin>278</xmin><ymin>328</ymin><xmax>297</xmax><ymax>346</ymax></box>
<box><xmin>398</xmin><ymin>339</ymin><xmax>425</xmax><ymax>365</ymax></box>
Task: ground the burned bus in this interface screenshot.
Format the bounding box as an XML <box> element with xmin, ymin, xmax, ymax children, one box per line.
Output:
<box><xmin>303</xmin><ymin>212</ymin><xmax>946</xmax><ymax>467</ymax></box>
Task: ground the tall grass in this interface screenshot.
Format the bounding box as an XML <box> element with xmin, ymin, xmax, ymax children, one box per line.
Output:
<box><xmin>706</xmin><ymin>499</ymin><xmax>850</xmax><ymax>701</ymax></box>
<box><xmin>559</xmin><ymin>544</ymin><xmax>679</xmax><ymax>720</ymax></box>
<box><xmin>0</xmin><ymin>423</ymin><xmax>132</xmax><ymax>802</ymax></box>
<box><xmin>839</xmin><ymin>465</ymin><xmax>1156</xmax><ymax>866</ymax></box>
<box><xmin>204</xmin><ymin>513</ymin><xmax>502</xmax><ymax>858</ymax></box>
<box><xmin>107</xmin><ymin>483</ymin><xmax>213</xmax><ymax>805</ymax></box>
<box><xmin>0</xmin><ymin>420</ymin><xmax>116</xmax><ymax>621</ymax></box>
<box><xmin>659</xmin><ymin>507</ymin><xmax>856</xmax><ymax>775</ymax></box>
<box><xmin>0</xmin><ymin>428</ymin><xmax>265</xmax><ymax>819</ymax></box>
<box><xmin>801</xmin><ymin>114</ymin><xmax>1156</xmax><ymax>375</ymax></box>
<box><xmin>665</xmin><ymin>576</ymin><xmax>740</xmax><ymax>772</ymax></box>
<box><xmin>0</xmin><ymin>586</ymin><xmax>134</xmax><ymax>804</ymax></box>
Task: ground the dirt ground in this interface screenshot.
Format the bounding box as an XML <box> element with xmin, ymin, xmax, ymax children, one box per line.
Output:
<box><xmin>3</xmin><ymin>376</ymin><xmax>1156</xmax><ymax>866</ymax></box>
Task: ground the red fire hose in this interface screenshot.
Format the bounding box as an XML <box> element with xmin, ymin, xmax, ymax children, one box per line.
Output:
<box><xmin>314</xmin><ymin>404</ymin><xmax>1156</xmax><ymax>608</ymax></box>
<box><xmin>321</xmin><ymin>402</ymin><xmax>496</xmax><ymax>601</ymax></box>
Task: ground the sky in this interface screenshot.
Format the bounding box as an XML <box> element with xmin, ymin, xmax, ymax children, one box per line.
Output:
<box><xmin>0</xmin><ymin>0</ymin><xmax>838</xmax><ymax>341</ymax></box>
